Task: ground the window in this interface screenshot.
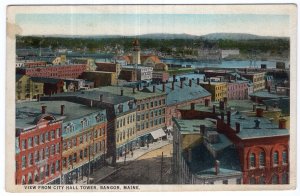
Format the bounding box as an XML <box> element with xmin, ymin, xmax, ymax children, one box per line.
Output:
<box><xmin>150</xmin><ymin>102</ymin><xmax>153</xmax><ymax>107</ymax></box>
<box><xmin>34</xmin><ymin>151</ymin><xmax>39</xmax><ymax>163</ymax></box>
<box><xmin>79</xmin><ymin>136</ymin><xmax>83</xmax><ymax>144</ymax></box>
<box><xmin>56</xmin><ymin>143</ymin><xmax>60</xmax><ymax>154</ymax></box>
<box><xmin>51</xmin><ymin>145</ymin><xmax>55</xmax><ymax>155</ymax></box>
<box><xmin>250</xmin><ymin>153</ymin><xmax>256</xmax><ymax>168</ymax></box>
<box><xmin>63</xmin><ymin>141</ymin><xmax>67</xmax><ymax>150</ymax></box>
<box><xmin>56</xmin><ymin>128</ymin><xmax>60</xmax><ymax>138</ymax></box>
<box><xmin>34</xmin><ymin>136</ymin><xmax>39</xmax><ymax>146</ymax></box>
<box><xmin>45</xmin><ymin>132</ymin><xmax>49</xmax><ymax>141</ymax></box>
<box><xmin>72</xmin><ymin>138</ymin><xmax>77</xmax><ymax>146</ymax></box>
<box><xmin>249</xmin><ymin>177</ymin><xmax>256</xmax><ymax>184</ymax></box>
<box><xmin>51</xmin><ymin>130</ymin><xmax>55</xmax><ymax>140</ymax></box>
<box><xmin>40</xmin><ymin>134</ymin><xmax>44</xmax><ymax>144</ymax></box>
<box><xmin>273</xmin><ymin>151</ymin><xmax>279</xmax><ymax>165</ymax></box>
<box><xmin>94</xmin><ymin>130</ymin><xmax>98</xmax><ymax>138</ymax></box>
<box><xmin>259</xmin><ymin>176</ymin><xmax>266</xmax><ymax>184</ymax></box>
<box><xmin>21</xmin><ymin>140</ymin><xmax>26</xmax><ymax>150</ymax></box>
<box><xmin>102</xmin><ymin>128</ymin><xmax>105</xmax><ymax>136</ymax></box>
<box><xmin>39</xmin><ymin>149</ymin><xmax>44</xmax><ymax>161</ymax></box>
<box><xmin>45</xmin><ymin>165</ymin><xmax>49</xmax><ymax>177</ymax></box>
<box><xmin>22</xmin><ymin>155</ymin><xmax>26</xmax><ymax>168</ymax></box>
<box><xmin>282</xmin><ymin>151</ymin><xmax>288</xmax><ymax>164</ymax></box>
<box><xmin>28</xmin><ymin>153</ymin><xmax>33</xmax><ymax>166</ymax></box>
<box><xmin>51</xmin><ymin>163</ymin><xmax>55</xmax><ymax>174</ymax></box>
<box><xmin>45</xmin><ymin>147</ymin><xmax>49</xmax><ymax>157</ymax></box>
<box><xmin>80</xmin><ymin>150</ymin><xmax>83</xmax><ymax>159</ymax></box>
<box><xmin>272</xmin><ymin>175</ymin><xmax>279</xmax><ymax>184</ymax></box>
<box><xmin>282</xmin><ymin>173</ymin><xmax>288</xmax><ymax>184</ymax></box>
<box><xmin>28</xmin><ymin>138</ymin><xmax>33</xmax><ymax>148</ymax></box>
<box><xmin>56</xmin><ymin>160</ymin><xmax>60</xmax><ymax>171</ymax></box>
<box><xmin>259</xmin><ymin>151</ymin><xmax>265</xmax><ymax>167</ymax></box>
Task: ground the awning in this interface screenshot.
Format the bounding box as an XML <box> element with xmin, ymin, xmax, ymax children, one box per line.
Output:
<box><xmin>150</xmin><ymin>128</ymin><xmax>166</xmax><ymax>139</ymax></box>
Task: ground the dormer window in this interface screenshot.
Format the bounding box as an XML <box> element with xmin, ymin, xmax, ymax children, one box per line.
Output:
<box><xmin>118</xmin><ymin>104</ymin><xmax>123</xmax><ymax>113</ymax></box>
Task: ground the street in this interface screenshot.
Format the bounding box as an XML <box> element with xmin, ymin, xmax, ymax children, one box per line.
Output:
<box><xmin>97</xmin><ymin>144</ymin><xmax>173</xmax><ymax>184</ymax></box>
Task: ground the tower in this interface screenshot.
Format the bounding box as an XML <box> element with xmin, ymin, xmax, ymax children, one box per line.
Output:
<box><xmin>132</xmin><ymin>39</ymin><xmax>141</xmax><ymax>64</ymax></box>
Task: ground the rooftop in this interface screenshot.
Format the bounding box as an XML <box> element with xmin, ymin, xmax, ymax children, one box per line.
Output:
<box><xmin>16</xmin><ymin>100</ymin><xmax>105</xmax><ymax>129</ymax></box>
<box><xmin>173</xmin><ymin>119</ymin><xmax>215</xmax><ymax>134</ymax></box>
<box><xmin>249</xmin><ymin>90</ymin><xmax>288</xmax><ymax>99</ymax></box>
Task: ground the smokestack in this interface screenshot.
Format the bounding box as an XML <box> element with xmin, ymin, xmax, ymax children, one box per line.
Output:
<box><xmin>188</xmin><ymin>148</ymin><xmax>192</xmax><ymax>163</ymax></box>
<box><xmin>215</xmin><ymin>160</ymin><xmax>220</xmax><ymax>175</ymax></box>
<box><xmin>235</xmin><ymin>122</ymin><xmax>240</xmax><ymax>133</ymax></box>
<box><xmin>279</xmin><ymin>118</ymin><xmax>287</xmax><ymax>129</ymax></box>
<box><xmin>41</xmin><ymin>105</ymin><xmax>47</xmax><ymax>114</ymax></box>
<box><xmin>153</xmin><ymin>85</ymin><xmax>156</xmax><ymax>93</ymax></box>
<box><xmin>60</xmin><ymin>105</ymin><xmax>65</xmax><ymax>115</ymax></box>
<box><xmin>253</xmin><ymin>104</ymin><xmax>257</xmax><ymax>112</ymax></box>
<box><xmin>173</xmin><ymin>75</ymin><xmax>176</xmax><ymax>82</ymax></box>
<box><xmin>227</xmin><ymin>111</ymin><xmax>231</xmax><ymax>125</ymax></box>
<box><xmin>133</xmin><ymin>87</ymin><xmax>136</xmax><ymax>94</ymax></box>
<box><xmin>180</xmin><ymin>80</ymin><xmax>183</xmax><ymax>88</ymax></box>
<box><xmin>256</xmin><ymin>108</ymin><xmax>264</xmax><ymax>117</ymax></box>
<box><xmin>200</xmin><ymin>125</ymin><xmax>206</xmax><ymax>135</ymax></box>
<box><xmin>162</xmin><ymin>83</ymin><xmax>166</xmax><ymax>92</ymax></box>
<box><xmin>213</xmin><ymin>105</ymin><xmax>216</xmax><ymax>114</ymax></box>
<box><xmin>265</xmin><ymin>105</ymin><xmax>269</xmax><ymax>111</ymax></box>
<box><xmin>219</xmin><ymin>101</ymin><xmax>225</xmax><ymax>110</ymax></box>
<box><xmin>191</xmin><ymin>103</ymin><xmax>195</xmax><ymax>110</ymax></box>
<box><xmin>189</xmin><ymin>79</ymin><xmax>192</xmax><ymax>87</ymax></box>
<box><xmin>205</xmin><ymin>99</ymin><xmax>210</xmax><ymax>107</ymax></box>
<box><xmin>221</xmin><ymin>112</ymin><xmax>224</xmax><ymax>121</ymax></box>
<box><xmin>121</xmin><ymin>89</ymin><xmax>124</xmax><ymax>96</ymax></box>
<box><xmin>172</xmin><ymin>82</ymin><xmax>175</xmax><ymax>90</ymax></box>
<box><xmin>99</xmin><ymin>94</ymin><xmax>103</xmax><ymax>102</ymax></box>
<box><xmin>197</xmin><ymin>78</ymin><xmax>200</xmax><ymax>85</ymax></box>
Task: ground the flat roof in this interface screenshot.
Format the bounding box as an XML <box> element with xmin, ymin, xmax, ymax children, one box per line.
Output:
<box><xmin>173</xmin><ymin>119</ymin><xmax>215</xmax><ymax>134</ymax></box>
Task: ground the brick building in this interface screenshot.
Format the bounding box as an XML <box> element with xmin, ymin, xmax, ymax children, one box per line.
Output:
<box><xmin>16</xmin><ymin>64</ymin><xmax>87</xmax><ymax>79</ymax></box>
<box><xmin>79</xmin><ymin>71</ymin><xmax>117</xmax><ymax>87</ymax></box>
<box><xmin>200</xmin><ymin>80</ymin><xmax>227</xmax><ymax>102</ymax></box>
<box><xmin>15</xmin><ymin>103</ymin><xmax>64</xmax><ymax>184</ymax></box>
<box><xmin>227</xmin><ymin>80</ymin><xmax>248</xmax><ymax>100</ymax></box>
<box><xmin>30</xmin><ymin>77</ymin><xmax>64</xmax><ymax>96</ymax></box>
<box><xmin>240</xmin><ymin>71</ymin><xmax>266</xmax><ymax>92</ymax></box>
<box><xmin>16</xmin><ymin>74</ymin><xmax>44</xmax><ymax>101</ymax></box>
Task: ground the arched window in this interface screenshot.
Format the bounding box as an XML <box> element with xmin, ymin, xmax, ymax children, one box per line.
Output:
<box><xmin>28</xmin><ymin>173</ymin><xmax>32</xmax><ymax>184</ymax></box>
<box><xmin>282</xmin><ymin>151</ymin><xmax>288</xmax><ymax>164</ymax></box>
<box><xmin>273</xmin><ymin>151</ymin><xmax>279</xmax><ymax>165</ymax></box>
<box><xmin>282</xmin><ymin>173</ymin><xmax>289</xmax><ymax>184</ymax></box>
<box><xmin>259</xmin><ymin>176</ymin><xmax>266</xmax><ymax>184</ymax></box>
<box><xmin>272</xmin><ymin>174</ymin><xmax>279</xmax><ymax>184</ymax></box>
<box><xmin>21</xmin><ymin>175</ymin><xmax>26</xmax><ymax>185</ymax></box>
<box><xmin>249</xmin><ymin>177</ymin><xmax>256</xmax><ymax>184</ymax></box>
<box><xmin>259</xmin><ymin>151</ymin><xmax>265</xmax><ymax>167</ymax></box>
<box><xmin>249</xmin><ymin>153</ymin><xmax>256</xmax><ymax>168</ymax></box>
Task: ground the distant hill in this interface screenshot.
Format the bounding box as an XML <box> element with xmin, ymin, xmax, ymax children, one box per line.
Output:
<box><xmin>200</xmin><ymin>33</ymin><xmax>288</xmax><ymax>40</ymax></box>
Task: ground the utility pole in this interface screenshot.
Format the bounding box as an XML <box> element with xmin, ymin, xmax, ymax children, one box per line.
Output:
<box><xmin>160</xmin><ymin>152</ymin><xmax>164</xmax><ymax>183</ymax></box>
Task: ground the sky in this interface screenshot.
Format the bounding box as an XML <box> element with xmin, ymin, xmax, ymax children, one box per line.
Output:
<box><xmin>15</xmin><ymin>13</ymin><xmax>290</xmax><ymax>37</ymax></box>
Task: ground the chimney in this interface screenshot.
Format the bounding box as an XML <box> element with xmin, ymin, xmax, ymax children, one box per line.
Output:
<box><xmin>153</xmin><ymin>85</ymin><xmax>156</xmax><ymax>93</ymax></box>
<box><xmin>189</xmin><ymin>79</ymin><xmax>192</xmax><ymax>87</ymax></box>
<box><xmin>197</xmin><ymin>78</ymin><xmax>200</xmax><ymax>85</ymax></box>
<box><xmin>235</xmin><ymin>122</ymin><xmax>240</xmax><ymax>133</ymax></box>
<box><xmin>60</xmin><ymin>105</ymin><xmax>65</xmax><ymax>115</ymax></box>
<box><xmin>267</xmin><ymin>86</ymin><xmax>271</xmax><ymax>93</ymax></box>
<box><xmin>205</xmin><ymin>99</ymin><xmax>210</xmax><ymax>107</ymax></box>
<box><xmin>226</xmin><ymin>111</ymin><xmax>231</xmax><ymax>125</ymax></box>
<box><xmin>256</xmin><ymin>108</ymin><xmax>264</xmax><ymax>117</ymax></box>
<box><xmin>279</xmin><ymin>118</ymin><xmax>287</xmax><ymax>129</ymax></box>
<box><xmin>121</xmin><ymin>89</ymin><xmax>124</xmax><ymax>96</ymax></box>
<box><xmin>191</xmin><ymin>103</ymin><xmax>195</xmax><ymax>110</ymax></box>
<box><xmin>203</xmin><ymin>76</ymin><xmax>206</xmax><ymax>82</ymax></box>
<box><xmin>254</xmin><ymin>119</ymin><xmax>261</xmax><ymax>129</ymax></box>
<box><xmin>180</xmin><ymin>80</ymin><xmax>183</xmax><ymax>88</ymax></box>
<box><xmin>188</xmin><ymin>148</ymin><xmax>192</xmax><ymax>163</ymax></box>
<box><xmin>219</xmin><ymin>101</ymin><xmax>225</xmax><ymax>110</ymax></box>
<box><xmin>41</xmin><ymin>105</ymin><xmax>47</xmax><ymax>114</ymax></box>
<box><xmin>171</xmin><ymin>82</ymin><xmax>175</xmax><ymax>90</ymax></box>
<box><xmin>99</xmin><ymin>94</ymin><xmax>103</xmax><ymax>102</ymax></box>
<box><xmin>253</xmin><ymin>104</ymin><xmax>257</xmax><ymax>112</ymax></box>
<box><xmin>221</xmin><ymin>112</ymin><xmax>224</xmax><ymax>121</ymax></box>
<box><xmin>173</xmin><ymin>75</ymin><xmax>176</xmax><ymax>82</ymax></box>
<box><xmin>162</xmin><ymin>83</ymin><xmax>166</xmax><ymax>92</ymax></box>
<box><xmin>265</xmin><ymin>105</ymin><xmax>269</xmax><ymax>111</ymax></box>
<box><xmin>133</xmin><ymin>87</ymin><xmax>136</xmax><ymax>94</ymax></box>
<box><xmin>215</xmin><ymin>160</ymin><xmax>220</xmax><ymax>175</ymax></box>
<box><xmin>224</xmin><ymin>97</ymin><xmax>228</xmax><ymax>106</ymax></box>
<box><xmin>213</xmin><ymin>105</ymin><xmax>216</xmax><ymax>114</ymax></box>
<box><xmin>200</xmin><ymin>125</ymin><xmax>206</xmax><ymax>135</ymax></box>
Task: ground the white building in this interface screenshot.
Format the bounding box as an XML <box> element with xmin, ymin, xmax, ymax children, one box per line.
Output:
<box><xmin>221</xmin><ymin>49</ymin><xmax>240</xmax><ymax>58</ymax></box>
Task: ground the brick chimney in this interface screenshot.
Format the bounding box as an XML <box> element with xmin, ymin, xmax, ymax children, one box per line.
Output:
<box><xmin>191</xmin><ymin>103</ymin><xmax>195</xmax><ymax>110</ymax></box>
<box><xmin>256</xmin><ymin>108</ymin><xmax>264</xmax><ymax>117</ymax></box>
<box><xmin>215</xmin><ymin>160</ymin><xmax>220</xmax><ymax>175</ymax></box>
<box><xmin>213</xmin><ymin>105</ymin><xmax>216</xmax><ymax>114</ymax></box>
<box><xmin>99</xmin><ymin>94</ymin><xmax>103</xmax><ymax>102</ymax></box>
<box><xmin>60</xmin><ymin>105</ymin><xmax>65</xmax><ymax>115</ymax></box>
<box><xmin>235</xmin><ymin>122</ymin><xmax>240</xmax><ymax>133</ymax></box>
<box><xmin>121</xmin><ymin>89</ymin><xmax>124</xmax><ymax>96</ymax></box>
<box><xmin>279</xmin><ymin>118</ymin><xmax>287</xmax><ymax>129</ymax></box>
<box><xmin>153</xmin><ymin>85</ymin><xmax>156</xmax><ymax>93</ymax></box>
<box><xmin>162</xmin><ymin>83</ymin><xmax>166</xmax><ymax>92</ymax></box>
<box><xmin>205</xmin><ymin>99</ymin><xmax>210</xmax><ymax>107</ymax></box>
<box><xmin>41</xmin><ymin>105</ymin><xmax>47</xmax><ymax>114</ymax></box>
<box><xmin>200</xmin><ymin>125</ymin><xmax>206</xmax><ymax>135</ymax></box>
<box><xmin>171</xmin><ymin>82</ymin><xmax>175</xmax><ymax>90</ymax></box>
<box><xmin>189</xmin><ymin>79</ymin><xmax>192</xmax><ymax>87</ymax></box>
<box><xmin>180</xmin><ymin>80</ymin><xmax>183</xmax><ymax>88</ymax></box>
<box><xmin>254</xmin><ymin>119</ymin><xmax>261</xmax><ymax>129</ymax></box>
<box><xmin>197</xmin><ymin>78</ymin><xmax>200</xmax><ymax>85</ymax></box>
<box><xmin>227</xmin><ymin>111</ymin><xmax>231</xmax><ymax>125</ymax></box>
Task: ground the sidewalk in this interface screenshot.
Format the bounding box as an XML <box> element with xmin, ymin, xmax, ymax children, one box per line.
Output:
<box><xmin>76</xmin><ymin>166</ymin><xmax>118</xmax><ymax>184</ymax></box>
<box><xmin>116</xmin><ymin>138</ymin><xmax>173</xmax><ymax>164</ymax></box>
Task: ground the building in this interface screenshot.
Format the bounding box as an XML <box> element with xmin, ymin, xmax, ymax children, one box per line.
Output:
<box><xmin>98</xmin><ymin>86</ymin><xmax>167</xmax><ymax>149</ymax></box>
<box><xmin>172</xmin><ymin>118</ymin><xmax>242</xmax><ymax>184</ymax></box>
<box><xmin>121</xmin><ymin>65</ymin><xmax>153</xmax><ymax>81</ymax></box>
<box><xmin>221</xmin><ymin>49</ymin><xmax>240</xmax><ymax>59</ymax></box>
<box><xmin>95</xmin><ymin>62</ymin><xmax>121</xmax><ymax>79</ymax></box>
<box><xmin>41</xmin><ymin>89</ymin><xmax>137</xmax><ymax>165</ymax></box>
<box><xmin>30</xmin><ymin>77</ymin><xmax>64</xmax><ymax>96</ymax></box>
<box><xmin>227</xmin><ymin>80</ymin><xmax>248</xmax><ymax>100</ymax></box>
<box><xmin>118</xmin><ymin>69</ymin><xmax>137</xmax><ymax>82</ymax></box>
<box><xmin>240</xmin><ymin>71</ymin><xmax>266</xmax><ymax>92</ymax></box>
<box><xmin>16</xmin><ymin>63</ymin><xmax>87</xmax><ymax>79</ymax></box>
<box><xmin>16</xmin><ymin>74</ymin><xmax>44</xmax><ymax>101</ymax></box>
<box><xmin>15</xmin><ymin>102</ymin><xmax>64</xmax><ymax>184</ymax></box>
<box><xmin>145</xmin><ymin>77</ymin><xmax>211</xmax><ymax>128</ymax></box>
<box><xmin>177</xmin><ymin>100</ymin><xmax>290</xmax><ymax>184</ymax></box>
<box><xmin>152</xmin><ymin>71</ymin><xmax>169</xmax><ymax>83</ymax></box>
<box><xmin>200</xmin><ymin>80</ymin><xmax>228</xmax><ymax>102</ymax></box>
<box><xmin>79</xmin><ymin>71</ymin><xmax>117</xmax><ymax>87</ymax></box>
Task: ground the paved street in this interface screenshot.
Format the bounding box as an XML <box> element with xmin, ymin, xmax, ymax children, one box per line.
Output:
<box><xmin>97</xmin><ymin>143</ymin><xmax>173</xmax><ymax>184</ymax></box>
